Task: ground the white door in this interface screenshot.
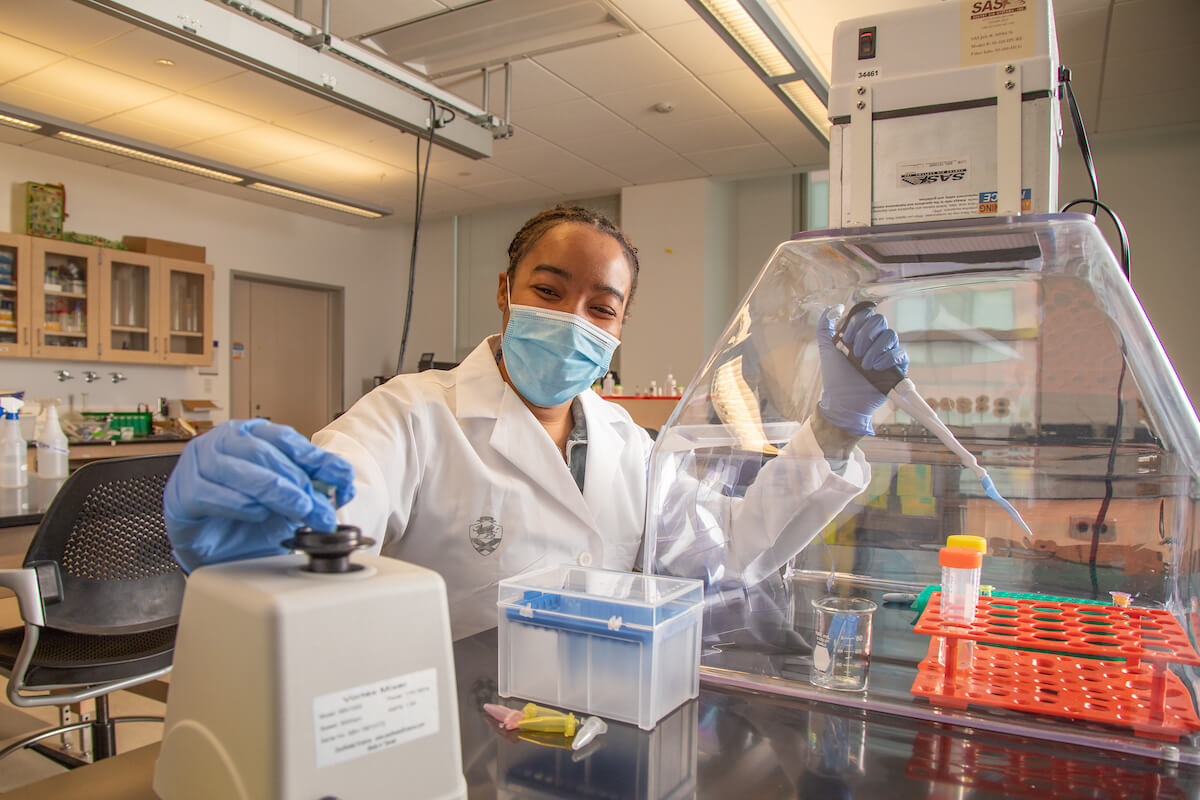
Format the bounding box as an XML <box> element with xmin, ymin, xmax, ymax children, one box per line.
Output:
<box><xmin>231</xmin><ymin>277</ymin><xmax>340</xmax><ymax>438</ymax></box>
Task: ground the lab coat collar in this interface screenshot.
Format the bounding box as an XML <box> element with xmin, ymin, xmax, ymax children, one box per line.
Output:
<box><xmin>452</xmin><ymin>335</ymin><xmax>507</xmax><ymax>420</ymax></box>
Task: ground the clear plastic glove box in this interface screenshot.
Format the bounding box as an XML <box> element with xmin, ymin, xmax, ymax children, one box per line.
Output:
<box><xmin>497</xmin><ymin>565</ymin><xmax>704</xmax><ymax>730</ymax></box>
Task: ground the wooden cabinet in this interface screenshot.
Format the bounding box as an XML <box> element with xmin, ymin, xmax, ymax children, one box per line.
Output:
<box><xmin>31</xmin><ymin>239</ymin><xmax>100</xmax><ymax>360</ymax></box>
<box><xmin>2</xmin><ymin>233</ymin><xmax>212</xmax><ymax>366</ymax></box>
<box><xmin>0</xmin><ymin>232</ymin><xmax>32</xmax><ymax>358</ymax></box>
<box><xmin>159</xmin><ymin>258</ymin><xmax>213</xmax><ymax>366</ymax></box>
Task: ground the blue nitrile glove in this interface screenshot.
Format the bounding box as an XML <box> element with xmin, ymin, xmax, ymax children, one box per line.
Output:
<box><xmin>817</xmin><ymin>305</ymin><xmax>909</xmax><ymax>436</ymax></box>
<box><xmin>164</xmin><ymin>419</ymin><xmax>355</xmax><ymax>572</ymax></box>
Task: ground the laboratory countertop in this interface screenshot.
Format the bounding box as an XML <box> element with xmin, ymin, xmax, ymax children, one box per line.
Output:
<box><xmin>10</xmin><ymin>628</ymin><xmax>1199</xmax><ymax>799</ymax></box>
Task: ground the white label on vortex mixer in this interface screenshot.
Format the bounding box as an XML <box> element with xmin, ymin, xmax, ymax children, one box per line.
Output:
<box><xmin>312</xmin><ymin>667</ymin><xmax>440</xmax><ymax>768</ymax></box>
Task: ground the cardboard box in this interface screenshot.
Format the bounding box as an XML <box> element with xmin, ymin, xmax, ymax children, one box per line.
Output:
<box><xmin>122</xmin><ymin>236</ymin><xmax>206</xmax><ymax>263</ymax></box>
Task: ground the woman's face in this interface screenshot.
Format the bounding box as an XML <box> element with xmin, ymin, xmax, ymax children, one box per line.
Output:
<box><xmin>497</xmin><ymin>222</ymin><xmax>633</xmax><ymax>339</ymax></box>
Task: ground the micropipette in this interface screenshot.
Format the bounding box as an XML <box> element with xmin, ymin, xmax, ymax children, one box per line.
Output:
<box><xmin>832</xmin><ymin>302</ymin><xmax>1034</xmax><ymax>539</ymax></box>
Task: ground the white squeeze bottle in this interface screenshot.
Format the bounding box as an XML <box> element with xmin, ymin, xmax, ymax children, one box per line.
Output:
<box><xmin>0</xmin><ymin>396</ymin><xmax>27</xmax><ymax>488</ymax></box>
<box><xmin>37</xmin><ymin>399</ymin><xmax>69</xmax><ymax>478</ymax></box>
<box><xmin>665</xmin><ymin>372</ymin><xmax>676</xmax><ymax>396</ymax></box>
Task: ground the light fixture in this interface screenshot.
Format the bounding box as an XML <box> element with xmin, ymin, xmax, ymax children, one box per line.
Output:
<box><xmin>153</xmin><ymin>58</ymin><xmax>175</xmax><ymax>67</ymax></box>
<box><xmin>687</xmin><ymin>0</ymin><xmax>830</xmax><ymax>142</ymax></box>
<box><xmin>54</xmin><ymin>131</ymin><xmax>244</xmax><ymax>183</ymax></box>
<box><xmin>75</xmin><ymin>0</ymin><xmax>497</xmax><ymax>158</ymax></box>
<box><xmin>0</xmin><ymin>100</ymin><xmax>391</xmax><ymax>220</ymax></box>
<box><xmin>247</xmin><ymin>183</ymin><xmax>384</xmax><ymax>219</ymax></box>
<box><xmin>0</xmin><ymin>113</ymin><xmax>42</xmax><ymax>132</ymax></box>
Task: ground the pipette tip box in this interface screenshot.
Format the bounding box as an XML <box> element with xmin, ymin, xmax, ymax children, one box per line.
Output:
<box><xmin>497</xmin><ymin>565</ymin><xmax>704</xmax><ymax>730</ymax></box>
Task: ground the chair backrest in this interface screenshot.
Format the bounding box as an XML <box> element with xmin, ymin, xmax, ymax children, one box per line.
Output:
<box><xmin>23</xmin><ymin>453</ymin><xmax>184</xmax><ymax>635</ymax></box>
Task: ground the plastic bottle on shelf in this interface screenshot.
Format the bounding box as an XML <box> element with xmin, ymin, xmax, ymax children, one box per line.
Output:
<box><xmin>602</xmin><ymin>372</ymin><xmax>616</xmax><ymax>395</ymax></box>
<box><xmin>648</xmin><ymin>380</ymin><xmax>658</xmax><ymax>397</ymax></box>
<box><xmin>0</xmin><ymin>396</ymin><xmax>27</xmax><ymax>488</ymax></box>
<box><xmin>36</xmin><ymin>399</ymin><xmax>69</xmax><ymax>478</ymax></box>
<box><xmin>665</xmin><ymin>372</ymin><xmax>676</xmax><ymax>396</ymax></box>
<box><xmin>69</xmin><ymin>301</ymin><xmax>84</xmax><ymax>332</ymax></box>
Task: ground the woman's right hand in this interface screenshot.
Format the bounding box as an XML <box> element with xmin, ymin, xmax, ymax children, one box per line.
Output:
<box><xmin>163</xmin><ymin>419</ymin><xmax>355</xmax><ymax>571</ymax></box>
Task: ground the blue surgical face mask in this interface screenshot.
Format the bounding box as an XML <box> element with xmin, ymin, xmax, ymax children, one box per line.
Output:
<box><xmin>501</xmin><ymin>290</ymin><xmax>620</xmax><ymax>408</ymax></box>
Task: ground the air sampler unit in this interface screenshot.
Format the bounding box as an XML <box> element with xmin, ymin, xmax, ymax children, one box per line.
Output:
<box><xmin>828</xmin><ymin>0</ymin><xmax>1060</xmax><ymax>226</ymax></box>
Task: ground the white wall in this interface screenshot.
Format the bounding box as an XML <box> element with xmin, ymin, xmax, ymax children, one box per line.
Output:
<box><xmin>0</xmin><ymin>142</ymin><xmax>415</xmax><ymax>424</ymax></box>
<box><xmin>1059</xmin><ymin>123</ymin><xmax>1200</xmax><ymax>408</ymax></box>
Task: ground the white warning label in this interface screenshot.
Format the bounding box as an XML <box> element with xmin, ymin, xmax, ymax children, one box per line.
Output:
<box><xmin>312</xmin><ymin>668</ymin><xmax>439</xmax><ymax>769</ymax></box>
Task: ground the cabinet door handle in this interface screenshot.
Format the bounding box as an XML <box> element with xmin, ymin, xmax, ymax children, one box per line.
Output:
<box><xmin>21</xmin><ymin>327</ymin><xmax>27</xmax><ymax>346</ymax></box>
<box><xmin>154</xmin><ymin>336</ymin><xmax>158</xmax><ymax>353</ymax></box>
<box><xmin>37</xmin><ymin>329</ymin><xmax>42</xmax><ymax>347</ymax></box>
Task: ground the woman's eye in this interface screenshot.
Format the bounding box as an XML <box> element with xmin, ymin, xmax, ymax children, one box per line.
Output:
<box><xmin>534</xmin><ymin>286</ymin><xmax>559</xmax><ymax>298</ymax></box>
<box><xmin>592</xmin><ymin>306</ymin><xmax>617</xmax><ymax>318</ymax></box>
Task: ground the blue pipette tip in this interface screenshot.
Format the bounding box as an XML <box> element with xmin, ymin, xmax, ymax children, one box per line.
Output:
<box><xmin>980</xmin><ymin>475</ymin><xmax>1034</xmax><ymax>538</ymax></box>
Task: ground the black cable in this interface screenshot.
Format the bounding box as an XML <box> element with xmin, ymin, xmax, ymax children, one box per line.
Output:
<box><xmin>395</xmin><ymin>103</ymin><xmax>441</xmax><ymax>375</ymax></box>
<box><xmin>1059</xmin><ymin>66</ymin><xmax>1098</xmax><ymax>205</ymax></box>
<box><xmin>1061</xmin><ymin>198</ymin><xmax>1131</xmax><ymax>281</ymax></box>
<box><xmin>1088</xmin><ymin>344</ymin><xmax>1126</xmax><ymax>600</ymax></box>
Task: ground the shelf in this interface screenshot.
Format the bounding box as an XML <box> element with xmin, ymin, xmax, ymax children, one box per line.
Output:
<box><xmin>111</xmin><ymin>325</ymin><xmax>150</xmax><ymax>333</ymax></box>
<box><xmin>44</xmin><ymin>330</ymin><xmax>87</xmax><ymax>339</ymax></box>
<box><xmin>0</xmin><ymin>284</ymin><xmax>15</xmax><ymax>292</ymax></box>
<box><xmin>44</xmin><ymin>289</ymin><xmax>88</xmax><ymax>299</ymax></box>
<box><xmin>169</xmin><ymin>330</ymin><xmax>204</xmax><ymax>337</ymax></box>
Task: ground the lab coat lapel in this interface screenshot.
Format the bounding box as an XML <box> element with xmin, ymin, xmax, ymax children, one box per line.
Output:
<box><xmin>577</xmin><ymin>390</ymin><xmax>623</xmax><ymax>520</ymax></box>
<box><xmin>489</xmin><ymin>389</ymin><xmax>597</xmax><ymax>529</ymax></box>
<box><xmin>455</xmin><ymin>337</ymin><xmax>597</xmax><ymax>529</ymax></box>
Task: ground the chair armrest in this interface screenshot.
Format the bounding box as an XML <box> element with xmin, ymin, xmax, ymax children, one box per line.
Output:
<box><xmin>0</xmin><ymin>568</ymin><xmax>44</xmax><ymax>627</ymax></box>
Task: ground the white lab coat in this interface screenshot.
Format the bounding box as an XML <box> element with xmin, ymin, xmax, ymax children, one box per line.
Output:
<box><xmin>313</xmin><ymin>336</ymin><xmax>650</xmax><ymax>639</ymax></box>
<box><xmin>314</xmin><ymin>335</ymin><xmax>872</xmax><ymax>640</ymax></box>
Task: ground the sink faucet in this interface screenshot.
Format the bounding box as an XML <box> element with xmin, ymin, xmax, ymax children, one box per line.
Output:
<box><xmin>55</xmin><ymin>370</ymin><xmax>73</xmax><ymax>382</ymax></box>
<box><xmin>82</xmin><ymin>370</ymin><xmax>99</xmax><ymax>383</ymax></box>
<box><xmin>110</xmin><ymin>372</ymin><xmax>127</xmax><ymax>384</ymax></box>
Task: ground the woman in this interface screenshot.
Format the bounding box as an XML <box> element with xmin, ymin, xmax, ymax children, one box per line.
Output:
<box><xmin>164</xmin><ymin>205</ymin><xmax>906</xmax><ymax>639</ymax></box>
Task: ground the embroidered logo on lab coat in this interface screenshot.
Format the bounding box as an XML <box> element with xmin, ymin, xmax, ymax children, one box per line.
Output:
<box><xmin>469</xmin><ymin>516</ymin><xmax>503</xmax><ymax>556</ymax></box>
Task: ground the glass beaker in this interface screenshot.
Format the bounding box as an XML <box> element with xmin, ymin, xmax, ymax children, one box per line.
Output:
<box><xmin>810</xmin><ymin>596</ymin><xmax>877</xmax><ymax>692</ymax></box>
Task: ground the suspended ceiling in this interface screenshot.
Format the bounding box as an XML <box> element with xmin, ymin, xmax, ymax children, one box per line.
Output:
<box><xmin>0</xmin><ymin>0</ymin><xmax>1193</xmax><ymax>226</ymax></box>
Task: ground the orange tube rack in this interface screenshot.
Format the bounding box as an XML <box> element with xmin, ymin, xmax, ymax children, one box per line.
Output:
<box><xmin>910</xmin><ymin>594</ymin><xmax>1200</xmax><ymax>740</ymax></box>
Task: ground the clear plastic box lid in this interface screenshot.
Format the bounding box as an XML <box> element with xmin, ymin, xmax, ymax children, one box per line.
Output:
<box><xmin>643</xmin><ymin>213</ymin><xmax>1200</xmax><ymax>760</ymax></box>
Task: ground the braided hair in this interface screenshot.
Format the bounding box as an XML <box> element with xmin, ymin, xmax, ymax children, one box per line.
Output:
<box><xmin>506</xmin><ymin>204</ymin><xmax>640</xmax><ymax>318</ymax></box>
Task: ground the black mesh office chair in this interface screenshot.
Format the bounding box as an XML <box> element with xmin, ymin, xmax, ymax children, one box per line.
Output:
<box><xmin>0</xmin><ymin>453</ymin><xmax>184</xmax><ymax>766</ymax></box>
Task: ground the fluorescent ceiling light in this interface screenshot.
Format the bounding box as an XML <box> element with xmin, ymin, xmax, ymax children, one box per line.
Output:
<box><xmin>54</xmin><ymin>131</ymin><xmax>244</xmax><ymax>183</ymax></box>
<box><xmin>687</xmin><ymin>0</ymin><xmax>830</xmax><ymax>142</ymax></box>
<box><xmin>696</xmin><ymin>0</ymin><xmax>793</xmax><ymax>77</ymax></box>
<box><xmin>247</xmin><ymin>183</ymin><xmax>384</xmax><ymax>219</ymax></box>
<box><xmin>0</xmin><ymin>113</ymin><xmax>41</xmax><ymax>132</ymax></box>
<box><xmin>0</xmin><ymin>101</ymin><xmax>391</xmax><ymax>220</ymax></box>
<box><xmin>779</xmin><ymin>80</ymin><xmax>831</xmax><ymax>139</ymax></box>
<box><xmin>74</xmin><ymin>0</ymin><xmax>497</xmax><ymax>159</ymax></box>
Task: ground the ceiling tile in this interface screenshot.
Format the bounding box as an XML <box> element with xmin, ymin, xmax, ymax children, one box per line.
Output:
<box><xmin>525</xmin><ymin>159</ymin><xmax>626</xmax><ymax>194</ymax></box>
<box><xmin>437</xmin><ymin>59</ymin><xmax>585</xmax><ymax>113</ymax></box>
<box><xmin>1054</xmin><ymin>0</ymin><xmax>1112</xmax><ymax>12</ymax></box>
<box><xmin>1054</xmin><ymin>8</ymin><xmax>1110</xmax><ymax>68</ymax></box>
<box><xmin>1097</xmin><ymin>89</ymin><xmax>1200</xmax><ymax>133</ymax></box>
<box><xmin>648</xmin><ymin>19</ymin><xmax>747</xmax><ymax>76</ymax></box>
<box><xmin>0</xmin><ymin>82</ymin><xmax>111</xmax><ymax>123</ymax></box>
<box><xmin>0</xmin><ymin>33</ymin><xmax>65</xmax><ymax>84</ymax></box>
<box><xmin>260</xmin><ymin>149</ymin><xmax>407</xmax><ymax>191</ymax></box>
<box><xmin>466</xmin><ymin>177</ymin><xmax>561</xmax><ymax>203</ymax></box>
<box><xmin>699</xmin><ymin>69</ymin><xmax>782</xmax><ymax>114</ymax></box>
<box><xmin>9</xmin><ymin>59</ymin><xmax>172</xmax><ymax>118</ymax></box>
<box><xmin>0</xmin><ymin>0</ymin><xmax>133</xmax><ymax>56</ymax></box>
<box><xmin>182</xmin><ymin>125</ymin><xmax>332</xmax><ymax>170</ymax></box>
<box><xmin>607</xmin><ymin>0</ymin><xmax>698</xmax><ymax>30</ymax></box>
<box><xmin>570</xmin><ymin>128</ymin><xmax>683</xmax><ymax>167</ymax></box>
<box><xmin>485</xmin><ymin>129</ymin><xmax>587</xmax><ymax>174</ymax></box>
<box><xmin>640</xmin><ymin>112</ymin><xmax>763</xmax><ymax>153</ymax></box>
<box><xmin>515</xmin><ymin>98</ymin><xmax>635</xmax><ymax>142</ymax></box>
<box><xmin>605</xmin><ymin>155</ymin><xmax>707</xmax><ymax>184</ymax></box>
<box><xmin>594</xmin><ymin>78</ymin><xmax>729</xmax><ymax>126</ymax></box>
<box><xmin>1106</xmin><ymin>0</ymin><xmax>1198</xmax><ymax>55</ymax></box>
<box><xmin>532</xmin><ymin>33</ymin><xmax>691</xmax><ymax>96</ymax></box>
<box><xmin>188</xmin><ymin>71</ymin><xmax>333</xmax><ymax>123</ymax></box>
<box><xmin>75</xmin><ymin>29</ymin><xmax>245</xmax><ymax>93</ymax></box>
<box><xmin>741</xmin><ymin>107</ymin><xmax>828</xmax><ymax>167</ymax></box>
<box><xmin>426</xmin><ymin>153</ymin><xmax>519</xmax><ymax>186</ymax></box>
<box><xmin>686</xmin><ymin>142</ymin><xmax>791</xmax><ymax>175</ymax></box>
<box><xmin>1101</xmin><ymin>49</ymin><xmax>1192</xmax><ymax>98</ymax></box>
<box><xmin>95</xmin><ymin>96</ymin><xmax>259</xmax><ymax>147</ymax></box>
